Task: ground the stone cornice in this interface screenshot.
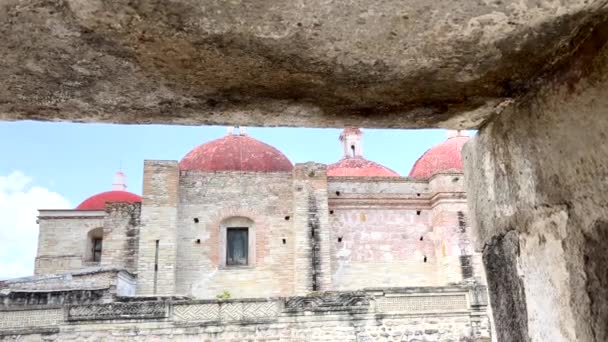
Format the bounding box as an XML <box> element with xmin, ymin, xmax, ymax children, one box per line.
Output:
<box><xmin>38</xmin><ymin>210</ymin><xmax>105</xmax><ymax>220</ymax></box>
<box><xmin>328</xmin><ymin>192</ymin><xmax>466</xmax><ymax>209</ymax></box>
<box><xmin>429</xmin><ymin>192</ymin><xmax>467</xmax><ymax>207</ymax></box>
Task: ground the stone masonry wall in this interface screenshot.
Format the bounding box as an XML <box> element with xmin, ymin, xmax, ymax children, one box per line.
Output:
<box><xmin>329</xmin><ymin>205</ymin><xmax>437</xmax><ymax>289</ymax></box>
<box><xmin>463</xmin><ymin>27</ymin><xmax>608</xmax><ymax>342</ymax></box>
<box><xmin>293</xmin><ymin>163</ymin><xmax>332</xmax><ymax>294</ymax></box>
<box><xmin>0</xmin><ymin>286</ymin><xmax>491</xmax><ymax>341</ymax></box>
<box><xmin>176</xmin><ymin>170</ymin><xmax>295</xmax><ymax>298</ymax></box>
<box><xmin>35</xmin><ymin>216</ymin><xmax>104</xmax><ymax>274</ymax></box>
<box><xmin>428</xmin><ymin>175</ymin><xmax>474</xmax><ymax>285</ymax></box>
<box><xmin>101</xmin><ymin>203</ymin><xmax>141</xmax><ymax>273</ymax></box>
<box><xmin>0</xmin><ymin>269</ymin><xmax>136</xmax><ymax>307</ymax></box>
<box><xmin>327</xmin><ymin>177</ymin><xmax>477</xmax><ymax>290</ymax></box>
<box><xmin>137</xmin><ymin>160</ymin><xmax>179</xmax><ymax>296</ymax></box>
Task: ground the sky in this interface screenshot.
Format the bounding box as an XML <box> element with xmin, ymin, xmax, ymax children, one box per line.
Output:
<box><xmin>0</xmin><ymin>121</ymin><xmax>462</xmax><ymax>279</ymax></box>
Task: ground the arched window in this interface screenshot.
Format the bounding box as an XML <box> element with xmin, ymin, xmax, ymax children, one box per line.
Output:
<box><xmin>220</xmin><ymin>217</ymin><xmax>255</xmax><ymax>267</ymax></box>
<box><xmin>86</xmin><ymin>227</ymin><xmax>104</xmax><ymax>263</ymax></box>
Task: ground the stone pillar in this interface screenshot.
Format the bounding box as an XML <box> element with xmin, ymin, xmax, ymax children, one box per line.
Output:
<box><xmin>464</xmin><ymin>32</ymin><xmax>608</xmax><ymax>342</ymax></box>
<box><xmin>429</xmin><ymin>174</ymin><xmax>472</xmax><ymax>284</ymax></box>
<box><xmin>292</xmin><ymin>162</ymin><xmax>332</xmax><ymax>294</ymax></box>
<box><xmin>136</xmin><ymin>160</ymin><xmax>179</xmax><ymax>296</ymax></box>
<box><xmin>101</xmin><ymin>202</ymin><xmax>141</xmax><ymax>273</ymax></box>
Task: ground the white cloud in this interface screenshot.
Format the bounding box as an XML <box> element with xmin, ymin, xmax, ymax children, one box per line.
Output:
<box><xmin>0</xmin><ymin>171</ymin><xmax>70</xmax><ymax>279</ymax></box>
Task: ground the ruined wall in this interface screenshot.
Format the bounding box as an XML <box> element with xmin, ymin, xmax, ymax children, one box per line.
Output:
<box><xmin>175</xmin><ymin>171</ymin><xmax>295</xmax><ymax>298</ymax></box>
<box><xmin>0</xmin><ymin>286</ymin><xmax>491</xmax><ymax>341</ymax></box>
<box><xmin>328</xmin><ymin>177</ymin><xmax>472</xmax><ymax>290</ymax></box>
<box><xmin>0</xmin><ymin>269</ymin><xmax>135</xmax><ymax>307</ymax></box>
<box><xmin>137</xmin><ymin>161</ymin><xmax>179</xmax><ymax>296</ymax></box>
<box><xmin>101</xmin><ymin>203</ymin><xmax>141</xmax><ymax>273</ymax></box>
<box><xmin>464</xmin><ymin>28</ymin><xmax>608</xmax><ymax>342</ymax></box>
<box><xmin>35</xmin><ymin>215</ymin><xmax>104</xmax><ymax>274</ymax></box>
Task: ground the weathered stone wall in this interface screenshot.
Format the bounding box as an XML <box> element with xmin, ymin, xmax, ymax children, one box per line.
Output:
<box><xmin>137</xmin><ymin>160</ymin><xmax>179</xmax><ymax>296</ymax></box>
<box><xmin>329</xmin><ymin>206</ymin><xmax>437</xmax><ymax>289</ymax></box>
<box><xmin>35</xmin><ymin>215</ymin><xmax>104</xmax><ymax>274</ymax></box>
<box><xmin>464</xmin><ymin>26</ymin><xmax>608</xmax><ymax>342</ymax></box>
<box><xmin>292</xmin><ymin>163</ymin><xmax>332</xmax><ymax>294</ymax></box>
<box><xmin>175</xmin><ymin>170</ymin><xmax>295</xmax><ymax>298</ymax></box>
<box><xmin>327</xmin><ymin>176</ymin><xmax>477</xmax><ymax>290</ymax></box>
<box><xmin>0</xmin><ymin>286</ymin><xmax>491</xmax><ymax>341</ymax></box>
<box><xmin>1</xmin><ymin>0</ymin><xmax>606</xmax><ymax>130</ymax></box>
<box><xmin>428</xmin><ymin>174</ymin><xmax>480</xmax><ymax>285</ymax></box>
<box><xmin>1</xmin><ymin>269</ymin><xmax>122</xmax><ymax>293</ymax></box>
<box><xmin>0</xmin><ymin>269</ymin><xmax>136</xmax><ymax>307</ymax></box>
<box><xmin>101</xmin><ymin>203</ymin><xmax>141</xmax><ymax>274</ymax></box>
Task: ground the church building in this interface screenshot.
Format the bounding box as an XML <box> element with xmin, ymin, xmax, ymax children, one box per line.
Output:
<box><xmin>33</xmin><ymin>127</ymin><xmax>480</xmax><ymax>298</ymax></box>
<box><xmin>0</xmin><ymin>128</ymin><xmax>491</xmax><ymax>341</ymax></box>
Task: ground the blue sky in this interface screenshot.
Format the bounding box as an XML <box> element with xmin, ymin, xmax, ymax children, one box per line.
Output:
<box><xmin>0</xmin><ymin>121</ymin><xmax>460</xmax><ymax>278</ymax></box>
<box><xmin>0</xmin><ymin>122</ymin><xmax>454</xmax><ymax>205</ymax></box>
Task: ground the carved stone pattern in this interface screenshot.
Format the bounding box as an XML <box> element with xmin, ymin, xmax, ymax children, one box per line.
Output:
<box><xmin>220</xmin><ymin>303</ymin><xmax>244</xmax><ymax>321</ymax></box>
<box><xmin>284</xmin><ymin>292</ymin><xmax>370</xmax><ymax>312</ymax></box>
<box><xmin>241</xmin><ymin>301</ymin><xmax>278</xmax><ymax>319</ymax></box>
<box><xmin>173</xmin><ymin>301</ymin><xmax>279</xmax><ymax>322</ymax></box>
<box><xmin>375</xmin><ymin>295</ymin><xmax>467</xmax><ymax>313</ymax></box>
<box><xmin>174</xmin><ymin>304</ymin><xmax>220</xmax><ymax>321</ymax></box>
<box><xmin>0</xmin><ymin>309</ymin><xmax>63</xmax><ymax>329</ymax></box>
<box><xmin>67</xmin><ymin>302</ymin><xmax>167</xmax><ymax>321</ymax></box>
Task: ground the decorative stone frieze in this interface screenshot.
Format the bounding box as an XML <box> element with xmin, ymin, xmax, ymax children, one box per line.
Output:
<box><xmin>173</xmin><ymin>300</ymin><xmax>280</xmax><ymax>322</ymax></box>
<box><xmin>284</xmin><ymin>291</ymin><xmax>370</xmax><ymax>313</ymax></box>
<box><xmin>66</xmin><ymin>302</ymin><xmax>168</xmax><ymax>321</ymax></box>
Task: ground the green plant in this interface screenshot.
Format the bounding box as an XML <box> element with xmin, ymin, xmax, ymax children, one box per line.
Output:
<box><xmin>216</xmin><ymin>290</ymin><xmax>231</xmax><ymax>300</ymax></box>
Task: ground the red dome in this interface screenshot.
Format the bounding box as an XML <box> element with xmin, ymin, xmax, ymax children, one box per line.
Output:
<box><xmin>76</xmin><ymin>191</ymin><xmax>142</xmax><ymax>210</ymax></box>
<box><xmin>409</xmin><ymin>136</ymin><xmax>469</xmax><ymax>179</ymax></box>
<box><xmin>327</xmin><ymin>157</ymin><xmax>399</xmax><ymax>177</ymax></box>
<box><xmin>179</xmin><ymin>134</ymin><xmax>293</xmax><ymax>172</ymax></box>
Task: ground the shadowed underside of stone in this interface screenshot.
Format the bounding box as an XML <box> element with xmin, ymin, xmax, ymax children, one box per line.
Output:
<box><xmin>0</xmin><ymin>0</ymin><xmax>607</xmax><ymax>128</ymax></box>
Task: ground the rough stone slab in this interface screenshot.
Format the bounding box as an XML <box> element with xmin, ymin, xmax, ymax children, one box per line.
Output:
<box><xmin>463</xmin><ymin>24</ymin><xmax>608</xmax><ymax>341</ymax></box>
<box><xmin>1</xmin><ymin>0</ymin><xmax>607</xmax><ymax>128</ymax></box>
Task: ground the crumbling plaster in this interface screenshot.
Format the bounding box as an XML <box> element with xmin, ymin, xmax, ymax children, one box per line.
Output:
<box><xmin>1</xmin><ymin>0</ymin><xmax>608</xmax><ymax>128</ymax></box>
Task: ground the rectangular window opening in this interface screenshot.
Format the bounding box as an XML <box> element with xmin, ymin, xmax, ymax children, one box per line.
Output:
<box><xmin>92</xmin><ymin>238</ymin><xmax>102</xmax><ymax>262</ymax></box>
<box><xmin>226</xmin><ymin>227</ymin><xmax>248</xmax><ymax>266</ymax></box>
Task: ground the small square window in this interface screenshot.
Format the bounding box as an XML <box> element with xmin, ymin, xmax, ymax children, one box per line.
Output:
<box><xmin>226</xmin><ymin>228</ymin><xmax>248</xmax><ymax>266</ymax></box>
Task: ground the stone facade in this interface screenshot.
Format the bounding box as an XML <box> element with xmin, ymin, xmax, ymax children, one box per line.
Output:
<box><xmin>175</xmin><ymin>170</ymin><xmax>295</xmax><ymax>298</ymax></box>
<box><xmin>137</xmin><ymin>160</ymin><xmax>180</xmax><ymax>296</ymax></box>
<box><xmin>328</xmin><ymin>175</ymin><xmax>483</xmax><ymax>290</ymax></box>
<box><xmin>28</xmin><ymin>129</ymin><xmax>484</xmax><ymax>302</ymax></box>
<box><xmin>9</xmin><ymin>129</ymin><xmax>492</xmax><ymax>340</ymax></box>
<box><xmin>35</xmin><ymin>211</ymin><xmax>105</xmax><ymax>274</ymax></box>
<box><xmin>33</xmin><ymin>165</ymin><xmax>481</xmax><ymax>300</ymax></box>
